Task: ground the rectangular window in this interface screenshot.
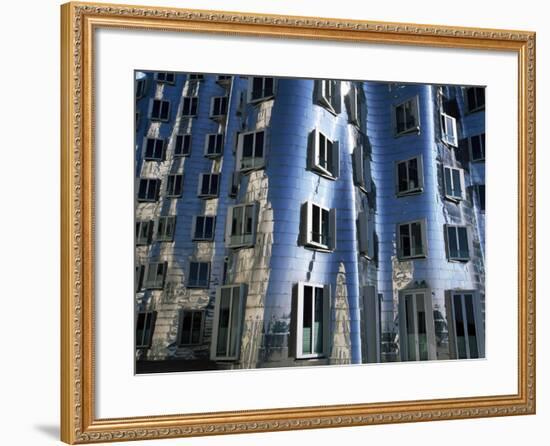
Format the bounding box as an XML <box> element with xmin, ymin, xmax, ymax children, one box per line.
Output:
<box><xmin>358</xmin><ymin>211</ymin><xmax>374</xmax><ymax>259</ymax></box>
<box><xmin>469</xmin><ymin>133</ymin><xmax>486</xmax><ymax>161</ymax></box>
<box><xmin>137</xmin><ymin>178</ymin><xmax>160</xmax><ymax>202</ymax></box>
<box><xmin>135</xmin><ymin>220</ymin><xmax>153</xmax><ymax>246</ymax></box>
<box><xmin>154</xmin><ymin>72</ymin><xmax>175</xmax><ymax>84</ymax></box>
<box><xmin>135</xmin><ymin>264</ymin><xmax>145</xmax><ymax>292</ymax></box>
<box><xmin>348</xmin><ymin>84</ymin><xmax>363</xmax><ymax>126</ymax></box>
<box><xmin>228</xmin><ymin>172</ymin><xmax>240</xmax><ymax>198</ymax></box>
<box><xmin>156</xmin><ymin>216</ymin><xmax>176</xmax><ymax>242</ymax></box>
<box><xmin>447</xmin><ymin>291</ymin><xmax>482</xmax><ymax>359</ymax></box>
<box><xmin>143</xmin><ymin>137</ymin><xmax>165</xmax><ymax>161</ymax></box>
<box><xmin>135</xmin><ymin>77</ymin><xmax>147</xmax><ymax>99</ymax></box>
<box><xmin>465</xmin><ymin>87</ymin><xmax>485</xmax><ymax>113</ymax></box>
<box><xmin>149</xmin><ymin>99</ymin><xmax>170</xmax><ymax>122</ymax></box>
<box><xmin>315</xmin><ymin>79</ymin><xmax>340</xmax><ymax>114</ymax></box>
<box><xmin>445</xmin><ymin>225</ymin><xmax>470</xmax><ymax>261</ymax></box>
<box><xmin>204</xmin><ymin>133</ymin><xmax>224</xmax><ymax>158</ymax></box>
<box><xmin>181</xmin><ymin>97</ymin><xmax>198</xmax><ymax>117</ymax></box>
<box><xmin>197</xmin><ymin>173</ymin><xmax>220</xmax><ymax>198</ymax></box>
<box><xmin>174</xmin><ymin>134</ymin><xmax>191</xmax><ymax>157</ymax></box>
<box><xmin>474</xmin><ymin>184</ymin><xmax>486</xmax><ymax>212</ymax></box>
<box><xmin>443</xmin><ymin>166</ymin><xmax>465</xmax><ymax>201</ymax></box>
<box><xmin>301</xmin><ymin>201</ymin><xmax>336</xmax><ymax>251</ymax></box>
<box><xmin>394</xmin><ymin>97</ymin><xmax>420</xmax><ymax>135</ymax></box>
<box><xmin>237</xmin><ymin>130</ymin><xmax>266</xmax><ymax>172</ymax></box>
<box><xmin>396</xmin><ymin>155</ymin><xmax>423</xmax><ymax>196</ymax></box>
<box><xmin>188</xmin><ymin>73</ymin><xmax>204</xmax><ymax>82</ymax></box>
<box><xmin>400</xmin><ymin>291</ymin><xmax>434</xmax><ymax>361</ymax></box>
<box><xmin>143</xmin><ymin>262</ymin><xmax>166</xmax><ymax>289</ymax></box>
<box><xmin>136</xmin><ymin>311</ymin><xmax>156</xmax><ymax>348</ymax></box>
<box><xmin>353</xmin><ymin>144</ymin><xmax>371</xmax><ymax>193</ymax></box>
<box><xmin>440</xmin><ymin>112</ymin><xmax>458</xmax><ymax>147</ymax></box>
<box><xmin>397</xmin><ymin>220</ymin><xmax>427</xmax><ymax>259</ymax></box>
<box><xmin>210</xmin><ymin>96</ymin><xmax>228</xmax><ymax>118</ymax></box>
<box><xmin>166</xmin><ymin>174</ymin><xmax>183</xmax><ymax>198</ymax></box>
<box><xmin>211</xmin><ymin>284</ymin><xmax>246</xmax><ymax>360</ymax></box>
<box><xmin>295</xmin><ymin>282</ymin><xmax>329</xmax><ymax>359</ymax></box>
<box><xmin>225</xmin><ymin>203</ymin><xmax>258</xmax><ymax>248</ymax></box>
<box><xmin>178</xmin><ymin>310</ymin><xmax>204</xmax><ymax>346</ymax></box>
<box><xmin>309</xmin><ymin>129</ymin><xmax>339</xmax><ymax>179</ymax></box>
<box><xmin>192</xmin><ymin>216</ymin><xmax>216</xmax><ymax>241</ymax></box>
<box><xmin>217</xmin><ymin>75</ymin><xmax>232</xmax><ymax>83</ymax></box>
<box><xmin>248</xmin><ymin>77</ymin><xmax>275</xmax><ymax>102</ymax></box>
<box><xmin>187</xmin><ymin>262</ymin><xmax>210</xmax><ymax>288</ymax></box>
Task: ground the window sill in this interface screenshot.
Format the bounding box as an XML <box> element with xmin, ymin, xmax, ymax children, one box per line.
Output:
<box><xmin>248</xmin><ymin>95</ymin><xmax>275</xmax><ymax>105</ymax></box>
<box><xmin>447</xmin><ymin>258</ymin><xmax>470</xmax><ymax>263</ymax></box>
<box><xmin>397</xmin><ymin>255</ymin><xmax>427</xmax><ymax>261</ymax></box>
<box><xmin>394</xmin><ymin>126</ymin><xmax>420</xmax><ymax>137</ymax></box>
<box><xmin>444</xmin><ymin>196</ymin><xmax>463</xmax><ymax>204</ymax></box>
<box><xmin>311</xmin><ymin>166</ymin><xmax>337</xmax><ymax>181</ymax></box>
<box><xmin>304</xmin><ymin>243</ymin><xmax>333</xmax><ymax>253</ymax></box>
<box><xmin>186</xmin><ymin>285</ymin><xmax>210</xmax><ymax>289</ymax></box>
<box><xmin>198</xmin><ymin>195</ymin><xmax>219</xmax><ymax>200</ymax></box>
<box><xmin>396</xmin><ymin>188</ymin><xmax>423</xmax><ymax>198</ymax></box>
<box><xmin>239</xmin><ymin>164</ymin><xmax>266</xmax><ymax>174</ymax></box>
<box><xmin>204</xmin><ymin>153</ymin><xmax>223</xmax><ymax>159</ymax></box>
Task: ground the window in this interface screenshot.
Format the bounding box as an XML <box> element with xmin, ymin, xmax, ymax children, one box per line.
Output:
<box><xmin>315</xmin><ymin>79</ymin><xmax>340</xmax><ymax>114</ymax></box>
<box><xmin>396</xmin><ymin>156</ymin><xmax>423</xmax><ymax>196</ymax></box>
<box><xmin>474</xmin><ymin>184</ymin><xmax>486</xmax><ymax>212</ymax></box>
<box><xmin>399</xmin><ymin>291</ymin><xmax>436</xmax><ymax>361</ymax></box>
<box><xmin>174</xmin><ymin>134</ymin><xmax>191</xmax><ymax>157</ymax></box>
<box><xmin>166</xmin><ymin>174</ymin><xmax>183</xmax><ymax>198</ymax></box>
<box><xmin>248</xmin><ymin>77</ymin><xmax>275</xmax><ymax>103</ymax></box>
<box><xmin>309</xmin><ymin>129</ymin><xmax>339</xmax><ymax>179</ymax></box>
<box><xmin>210</xmin><ymin>96</ymin><xmax>228</xmax><ymax>119</ymax></box>
<box><xmin>445</xmin><ymin>225</ymin><xmax>470</xmax><ymax>261</ymax></box>
<box><xmin>469</xmin><ymin>133</ymin><xmax>486</xmax><ymax>162</ymax></box>
<box><xmin>300</xmin><ymin>201</ymin><xmax>336</xmax><ymax>251</ymax></box>
<box><xmin>181</xmin><ymin>97</ymin><xmax>198</xmax><ymax>117</ymax></box>
<box><xmin>135</xmin><ymin>220</ymin><xmax>153</xmax><ymax>245</ymax></box>
<box><xmin>443</xmin><ymin>166</ymin><xmax>465</xmax><ymax>201</ymax></box>
<box><xmin>137</xmin><ymin>178</ymin><xmax>160</xmax><ymax>202</ymax></box>
<box><xmin>465</xmin><ymin>87</ymin><xmax>485</xmax><ymax>113</ymax></box>
<box><xmin>358</xmin><ymin>211</ymin><xmax>374</xmax><ymax>259</ymax></box>
<box><xmin>204</xmin><ymin>133</ymin><xmax>224</xmax><ymax>158</ymax></box>
<box><xmin>178</xmin><ymin>310</ymin><xmax>204</xmax><ymax>346</ymax></box>
<box><xmin>192</xmin><ymin>216</ymin><xmax>216</xmax><ymax>241</ymax></box>
<box><xmin>362</xmin><ymin>286</ymin><xmax>381</xmax><ymax>364</ymax></box>
<box><xmin>236</xmin><ymin>130</ymin><xmax>266</xmax><ymax>172</ymax></box>
<box><xmin>217</xmin><ymin>75</ymin><xmax>232</xmax><ymax>84</ymax></box>
<box><xmin>135</xmin><ymin>264</ymin><xmax>145</xmax><ymax>292</ymax></box>
<box><xmin>197</xmin><ymin>173</ymin><xmax>220</xmax><ymax>198</ymax></box>
<box><xmin>148</xmin><ymin>99</ymin><xmax>170</xmax><ymax>122</ymax></box>
<box><xmin>143</xmin><ymin>137</ymin><xmax>165</xmax><ymax>161</ymax></box>
<box><xmin>156</xmin><ymin>216</ymin><xmax>176</xmax><ymax>242</ymax></box>
<box><xmin>187</xmin><ymin>262</ymin><xmax>210</xmax><ymax>288</ymax></box>
<box><xmin>143</xmin><ymin>262</ymin><xmax>166</xmax><ymax>289</ymax></box>
<box><xmin>348</xmin><ymin>84</ymin><xmax>363</xmax><ymax>126</ymax></box>
<box><xmin>353</xmin><ymin>144</ymin><xmax>371</xmax><ymax>193</ymax></box>
<box><xmin>397</xmin><ymin>220</ymin><xmax>427</xmax><ymax>259</ymax></box>
<box><xmin>446</xmin><ymin>291</ymin><xmax>483</xmax><ymax>359</ymax></box>
<box><xmin>154</xmin><ymin>72</ymin><xmax>175</xmax><ymax>84</ymax></box>
<box><xmin>188</xmin><ymin>73</ymin><xmax>204</xmax><ymax>81</ymax></box>
<box><xmin>394</xmin><ymin>97</ymin><xmax>420</xmax><ymax>135</ymax></box>
<box><xmin>228</xmin><ymin>172</ymin><xmax>240</xmax><ymax>198</ymax></box>
<box><xmin>294</xmin><ymin>282</ymin><xmax>329</xmax><ymax>359</ymax></box>
<box><xmin>211</xmin><ymin>284</ymin><xmax>247</xmax><ymax>360</ymax></box>
<box><xmin>225</xmin><ymin>203</ymin><xmax>258</xmax><ymax>248</ymax></box>
<box><xmin>135</xmin><ymin>77</ymin><xmax>147</xmax><ymax>99</ymax></box>
<box><xmin>136</xmin><ymin>311</ymin><xmax>156</xmax><ymax>348</ymax></box>
<box><xmin>440</xmin><ymin>112</ymin><xmax>458</xmax><ymax>147</ymax></box>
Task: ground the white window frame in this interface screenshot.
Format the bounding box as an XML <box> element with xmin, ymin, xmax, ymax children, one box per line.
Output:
<box><xmin>174</xmin><ymin>133</ymin><xmax>191</xmax><ymax>157</ymax></box>
<box><xmin>136</xmin><ymin>311</ymin><xmax>157</xmax><ymax>348</ymax></box>
<box><xmin>210</xmin><ymin>96</ymin><xmax>228</xmax><ymax>119</ymax></box>
<box><xmin>225</xmin><ymin>203</ymin><xmax>259</xmax><ymax>248</ymax></box>
<box><xmin>469</xmin><ymin>133</ymin><xmax>486</xmax><ymax>162</ymax></box>
<box><xmin>204</xmin><ymin>133</ymin><xmax>224</xmax><ymax>158</ymax></box>
<box><xmin>181</xmin><ymin>96</ymin><xmax>198</xmax><ymax>117</ymax></box>
<box><xmin>187</xmin><ymin>261</ymin><xmax>211</xmax><ymax>288</ymax></box>
<box><xmin>445</xmin><ymin>224</ymin><xmax>471</xmax><ymax>262</ymax></box>
<box><xmin>397</xmin><ymin>219</ymin><xmax>427</xmax><ymax>260</ymax></box>
<box><xmin>247</xmin><ymin>77</ymin><xmax>276</xmax><ymax>103</ymax></box>
<box><xmin>464</xmin><ymin>86</ymin><xmax>485</xmax><ymax>113</ymax></box>
<box><xmin>395</xmin><ymin>155</ymin><xmax>424</xmax><ymax>196</ymax></box>
<box><xmin>309</xmin><ymin>129</ymin><xmax>339</xmax><ymax>180</ymax></box>
<box><xmin>446</xmin><ymin>290</ymin><xmax>484</xmax><ymax>360</ymax></box>
<box><xmin>178</xmin><ymin>310</ymin><xmax>205</xmax><ymax>346</ymax></box>
<box><xmin>315</xmin><ymin>79</ymin><xmax>340</xmax><ymax>114</ymax></box>
<box><xmin>398</xmin><ymin>289</ymin><xmax>437</xmax><ymax>361</ymax></box>
<box><xmin>358</xmin><ymin>211</ymin><xmax>374</xmax><ymax>260</ymax></box>
<box><xmin>210</xmin><ymin>284</ymin><xmax>247</xmax><ymax>360</ymax></box>
<box><xmin>294</xmin><ymin>282</ymin><xmax>330</xmax><ymax>359</ymax></box>
<box><xmin>301</xmin><ymin>201</ymin><xmax>336</xmax><ymax>251</ymax></box>
<box><xmin>154</xmin><ymin>71</ymin><xmax>176</xmax><ymax>84</ymax></box>
<box><xmin>143</xmin><ymin>137</ymin><xmax>165</xmax><ymax>161</ymax></box>
<box><xmin>192</xmin><ymin>215</ymin><xmax>216</xmax><ymax>241</ymax></box>
<box><xmin>393</xmin><ymin>96</ymin><xmax>420</xmax><ymax>136</ymax></box>
<box><xmin>353</xmin><ymin>144</ymin><xmax>371</xmax><ymax>193</ymax></box>
<box><xmin>137</xmin><ymin>178</ymin><xmax>160</xmax><ymax>202</ymax></box>
<box><xmin>165</xmin><ymin>174</ymin><xmax>183</xmax><ymax>198</ymax></box>
<box><xmin>236</xmin><ymin>129</ymin><xmax>267</xmax><ymax>172</ymax></box>
<box><xmin>148</xmin><ymin>98</ymin><xmax>171</xmax><ymax>122</ymax></box>
<box><xmin>143</xmin><ymin>262</ymin><xmax>167</xmax><ymax>289</ymax></box>
<box><xmin>197</xmin><ymin>173</ymin><xmax>220</xmax><ymax>199</ymax></box>
<box><xmin>443</xmin><ymin>165</ymin><xmax>465</xmax><ymax>202</ymax></box>
<box><xmin>135</xmin><ymin>220</ymin><xmax>153</xmax><ymax>246</ymax></box>
<box><xmin>155</xmin><ymin>216</ymin><xmax>176</xmax><ymax>242</ymax></box>
<box><xmin>440</xmin><ymin>112</ymin><xmax>458</xmax><ymax>147</ymax></box>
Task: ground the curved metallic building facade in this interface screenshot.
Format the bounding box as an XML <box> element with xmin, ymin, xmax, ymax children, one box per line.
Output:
<box><xmin>134</xmin><ymin>72</ymin><xmax>485</xmax><ymax>372</ymax></box>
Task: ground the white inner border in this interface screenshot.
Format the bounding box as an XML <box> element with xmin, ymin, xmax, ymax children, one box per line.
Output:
<box><xmin>95</xmin><ymin>28</ymin><xmax>518</xmax><ymax>418</ymax></box>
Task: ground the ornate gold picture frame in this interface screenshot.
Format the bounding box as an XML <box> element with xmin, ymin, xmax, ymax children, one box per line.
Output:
<box><xmin>60</xmin><ymin>2</ymin><xmax>536</xmax><ymax>443</ymax></box>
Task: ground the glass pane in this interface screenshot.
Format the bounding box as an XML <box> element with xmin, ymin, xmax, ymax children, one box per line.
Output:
<box><xmin>411</xmin><ymin>222</ymin><xmax>423</xmax><ymax>256</ymax></box>
<box><xmin>312</xmin><ymin>205</ymin><xmax>320</xmax><ymax>243</ymax></box>
<box><xmin>191</xmin><ymin>312</ymin><xmax>202</xmax><ymax>344</ymax></box>
<box><xmin>195</xmin><ymin>216</ymin><xmax>204</xmax><ymax>239</ymax></box>
<box><xmin>201</xmin><ymin>175</ymin><xmax>210</xmax><ymax>195</ymax></box>
<box><xmin>478</xmin><ymin>185</ymin><xmax>486</xmax><ymax>211</ymax></box>
<box><xmin>243</xmin><ymin>133</ymin><xmax>254</xmax><ymax>158</ymax></box>
<box><xmin>476</xmin><ymin>88</ymin><xmax>485</xmax><ymax>108</ymax></box>
<box><xmin>467</xmin><ymin>88</ymin><xmax>476</xmax><ymax>110</ymax></box>
<box><xmin>453</xmin><ymin>294</ymin><xmax>467</xmax><ymax>359</ymax></box>
<box><xmin>161</xmin><ymin>102</ymin><xmax>169</xmax><ymax>120</ymax></box>
<box><xmin>210</xmin><ymin>175</ymin><xmax>218</xmax><ymax>195</ymax></box>
<box><xmin>405</xmin><ymin>295</ymin><xmax>416</xmax><ymax>361</ymax></box>
<box><xmin>452</xmin><ymin>169</ymin><xmax>462</xmax><ymax>197</ymax></box>
<box><xmin>138</xmin><ymin>180</ymin><xmax>147</xmax><ymax>199</ymax></box>
<box><xmin>314</xmin><ymin>287</ymin><xmax>324</xmax><ymax>354</ymax></box>
<box><xmin>464</xmin><ymin>294</ymin><xmax>479</xmax><ymax>358</ymax></box>
<box><xmin>152</xmin><ymin>100</ymin><xmax>160</xmax><ymax>118</ymax></box>
<box><xmin>416</xmin><ymin>294</ymin><xmax>428</xmax><ymax>361</ymax></box>
<box><xmin>136</xmin><ymin>313</ymin><xmax>146</xmax><ymax>346</ymax></box>
<box><xmin>181</xmin><ymin>312</ymin><xmax>192</xmax><ymax>344</ymax></box>
<box><xmin>396</xmin><ymin>105</ymin><xmax>405</xmax><ymax>133</ymax></box>
<box><xmin>255</xmin><ymin>131</ymin><xmax>264</xmax><ymax>158</ymax></box>
<box><xmin>397</xmin><ymin>162</ymin><xmax>408</xmax><ymax>192</ymax></box>
<box><xmin>198</xmin><ymin>263</ymin><xmax>209</xmax><ymax>287</ymax></box>
<box><xmin>321</xmin><ymin>209</ymin><xmax>330</xmax><ymax>246</ymax></box>
<box><xmin>444</xmin><ymin>168</ymin><xmax>453</xmax><ymax>196</ymax></box>
<box><xmin>252</xmin><ymin>77</ymin><xmax>263</xmax><ymax>99</ymax></box>
<box><xmin>408</xmin><ymin>158</ymin><xmax>419</xmax><ymax>190</ymax></box>
<box><xmin>400</xmin><ymin>224</ymin><xmax>411</xmax><ymax>257</ymax></box>
<box><xmin>228</xmin><ymin>287</ymin><xmax>241</xmax><ymax>357</ymax></box>
<box><xmin>458</xmin><ymin>227</ymin><xmax>469</xmax><ymax>259</ymax></box>
<box><xmin>448</xmin><ymin>226</ymin><xmax>458</xmax><ymax>258</ymax></box>
<box><xmin>216</xmin><ymin>289</ymin><xmax>231</xmax><ymax>356</ymax></box>
<box><xmin>264</xmin><ymin>78</ymin><xmax>274</xmax><ymax>96</ymax></box>
<box><xmin>405</xmin><ymin>100</ymin><xmax>416</xmax><ymax>129</ymax></box>
<box><xmin>232</xmin><ymin>207</ymin><xmax>242</xmax><ymax>239</ymax></box>
<box><xmin>204</xmin><ymin>217</ymin><xmax>213</xmax><ymax>239</ymax></box>
<box><xmin>471</xmin><ymin>135</ymin><xmax>482</xmax><ymax>160</ymax></box>
<box><xmin>302</xmin><ymin>286</ymin><xmax>313</xmax><ymax>355</ymax></box>
<box><xmin>189</xmin><ymin>263</ymin><xmax>198</xmax><ymax>285</ymax></box>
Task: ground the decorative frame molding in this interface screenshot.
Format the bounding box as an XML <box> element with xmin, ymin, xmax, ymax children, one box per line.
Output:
<box><xmin>60</xmin><ymin>2</ymin><xmax>536</xmax><ymax>443</ymax></box>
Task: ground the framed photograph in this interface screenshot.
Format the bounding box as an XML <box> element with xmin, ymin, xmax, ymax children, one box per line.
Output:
<box><xmin>60</xmin><ymin>1</ymin><xmax>536</xmax><ymax>443</ymax></box>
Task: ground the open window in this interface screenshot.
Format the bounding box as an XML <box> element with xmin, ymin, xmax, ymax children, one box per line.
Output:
<box><xmin>314</xmin><ymin>79</ymin><xmax>341</xmax><ymax>114</ymax></box>
<box><xmin>211</xmin><ymin>284</ymin><xmax>247</xmax><ymax>360</ymax></box>
<box><xmin>440</xmin><ymin>112</ymin><xmax>458</xmax><ymax>147</ymax></box>
<box><xmin>308</xmin><ymin>129</ymin><xmax>339</xmax><ymax>180</ymax></box>
<box><xmin>225</xmin><ymin>203</ymin><xmax>258</xmax><ymax>248</ymax></box>
<box><xmin>300</xmin><ymin>201</ymin><xmax>336</xmax><ymax>251</ymax></box>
